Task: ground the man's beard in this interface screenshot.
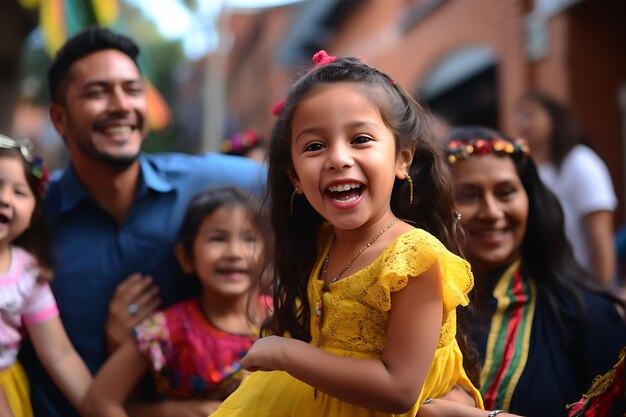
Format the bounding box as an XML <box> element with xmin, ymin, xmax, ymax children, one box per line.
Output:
<box><xmin>93</xmin><ymin>151</ymin><xmax>139</xmax><ymax>167</ymax></box>
<box><xmin>78</xmin><ymin>141</ymin><xmax>141</xmax><ymax>168</ymax></box>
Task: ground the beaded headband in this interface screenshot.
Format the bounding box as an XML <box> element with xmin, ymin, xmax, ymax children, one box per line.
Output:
<box><xmin>445</xmin><ymin>137</ymin><xmax>530</xmax><ymax>164</ymax></box>
<box><xmin>0</xmin><ymin>134</ymin><xmax>49</xmax><ymax>197</ymax></box>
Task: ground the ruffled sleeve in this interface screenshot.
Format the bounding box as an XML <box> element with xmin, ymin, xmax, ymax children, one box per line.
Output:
<box><xmin>132</xmin><ymin>311</ymin><xmax>172</xmax><ymax>372</ymax></box>
<box><xmin>381</xmin><ymin>229</ymin><xmax>474</xmax><ymax>345</ymax></box>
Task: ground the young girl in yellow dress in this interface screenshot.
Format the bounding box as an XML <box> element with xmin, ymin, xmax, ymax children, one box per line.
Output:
<box><xmin>212</xmin><ymin>51</ymin><xmax>484</xmax><ymax>417</ymax></box>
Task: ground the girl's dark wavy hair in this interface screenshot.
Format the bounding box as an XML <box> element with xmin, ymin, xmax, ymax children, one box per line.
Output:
<box><xmin>446</xmin><ymin>126</ymin><xmax>622</xmax><ymax>342</ymax></box>
<box><xmin>261</xmin><ymin>56</ymin><xmax>480</xmax><ymax>383</ymax></box>
<box><xmin>1</xmin><ymin>149</ymin><xmax>52</xmax><ymax>279</ymax></box>
<box><xmin>177</xmin><ymin>186</ymin><xmax>266</xmax><ymax>256</ymax></box>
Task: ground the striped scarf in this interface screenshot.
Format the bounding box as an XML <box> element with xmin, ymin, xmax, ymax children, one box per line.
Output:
<box><xmin>480</xmin><ymin>259</ymin><xmax>537</xmax><ymax>411</ymax></box>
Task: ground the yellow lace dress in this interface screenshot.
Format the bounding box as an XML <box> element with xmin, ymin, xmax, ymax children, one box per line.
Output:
<box><xmin>212</xmin><ymin>226</ymin><xmax>483</xmax><ymax>416</ymax></box>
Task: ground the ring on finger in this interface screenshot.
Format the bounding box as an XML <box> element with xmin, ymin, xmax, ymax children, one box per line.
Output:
<box><xmin>128</xmin><ymin>303</ymin><xmax>139</xmax><ymax>316</ymax></box>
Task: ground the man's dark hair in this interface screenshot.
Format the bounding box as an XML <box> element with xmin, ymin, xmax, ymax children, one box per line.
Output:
<box><xmin>47</xmin><ymin>26</ymin><xmax>141</xmax><ymax>102</ymax></box>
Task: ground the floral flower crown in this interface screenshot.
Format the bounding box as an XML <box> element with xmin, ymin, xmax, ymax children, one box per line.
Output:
<box><xmin>445</xmin><ymin>137</ymin><xmax>530</xmax><ymax>164</ymax></box>
<box><xmin>0</xmin><ymin>134</ymin><xmax>49</xmax><ymax>197</ymax></box>
<box><xmin>222</xmin><ymin>130</ymin><xmax>262</xmax><ymax>156</ymax></box>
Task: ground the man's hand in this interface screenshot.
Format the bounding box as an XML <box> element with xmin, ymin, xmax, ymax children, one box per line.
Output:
<box><xmin>105</xmin><ymin>273</ymin><xmax>161</xmax><ymax>352</ymax></box>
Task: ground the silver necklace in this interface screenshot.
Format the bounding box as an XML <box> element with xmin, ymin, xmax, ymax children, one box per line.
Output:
<box><xmin>322</xmin><ymin>219</ymin><xmax>398</xmax><ymax>286</ymax></box>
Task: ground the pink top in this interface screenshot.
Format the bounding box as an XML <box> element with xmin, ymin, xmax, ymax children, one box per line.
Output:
<box><xmin>0</xmin><ymin>246</ymin><xmax>59</xmax><ymax>368</ymax></box>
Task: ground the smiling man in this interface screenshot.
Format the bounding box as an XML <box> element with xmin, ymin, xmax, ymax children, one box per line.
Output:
<box><xmin>19</xmin><ymin>27</ymin><xmax>265</xmax><ymax>417</ymax></box>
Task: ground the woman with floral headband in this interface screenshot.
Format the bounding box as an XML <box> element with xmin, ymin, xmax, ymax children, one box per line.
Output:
<box><xmin>0</xmin><ymin>135</ymin><xmax>92</xmax><ymax>416</ymax></box>
<box><xmin>443</xmin><ymin>126</ymin><xmax>626</xmax><ymax>417</ymax></box>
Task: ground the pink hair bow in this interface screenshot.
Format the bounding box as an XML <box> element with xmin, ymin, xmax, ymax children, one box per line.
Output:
<box><xmin>271</xmin><ymin>51</ymin><xmax>337</xmax><ymax>116</ymax></box>
<box><xmin>312</xmin><ymin>50</ymin><xmax>336</xmax><ymax>67</ymax></box>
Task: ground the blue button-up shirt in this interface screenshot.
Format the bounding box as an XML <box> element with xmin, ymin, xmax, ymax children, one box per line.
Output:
<box><xmin>21</xmin><ymin>152</ymin><xmax>265</xmax><ymax>417</ymax></box>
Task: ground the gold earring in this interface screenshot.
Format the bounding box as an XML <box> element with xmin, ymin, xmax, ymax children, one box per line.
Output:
<box><xmin>405</xmin><ymin>172</ymin><xmax>413</xmax><ymax>206</ymax></box>
<box><xmin>454</xmin><ymin>211</ymin><xmax>462</xmax><ymax>222</ymax></box>
<box><xmin>290</xmin><ymin>188</ymin><xmax>298</xmax><ymax>215</ymax></box>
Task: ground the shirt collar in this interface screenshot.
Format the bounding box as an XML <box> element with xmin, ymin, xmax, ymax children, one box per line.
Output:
<box><xmin>139</xmin><ymin>154</ymin><xmax>173</xmax><ymax>193</ymax></box>
<box><xmin>59</xmin><ymin>154</ymin><xmax>174</xmax><ymax>213</ymax></box>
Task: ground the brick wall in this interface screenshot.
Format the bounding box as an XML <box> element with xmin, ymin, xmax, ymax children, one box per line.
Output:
<box><xmin>225</xmin><ymin>0</ymin><xmax>625</xmax><ymax>223</ymax></box>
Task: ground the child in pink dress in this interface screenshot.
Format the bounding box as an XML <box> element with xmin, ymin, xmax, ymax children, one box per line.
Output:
<box><xmin>0</xmin><ymin>134</ymin><xmax>92</xmax><ymax>416</ymax></box>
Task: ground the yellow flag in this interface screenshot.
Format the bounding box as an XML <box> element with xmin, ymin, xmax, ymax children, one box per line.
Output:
<box><xmin>40</xmin><ymin>0</ymin><xmax>66</xmax><ymax>56</ymax></box>
<box><xmin>92</xmin><ymin>0</ymin><xmax>119</xmax><ymax>26</ymax></box>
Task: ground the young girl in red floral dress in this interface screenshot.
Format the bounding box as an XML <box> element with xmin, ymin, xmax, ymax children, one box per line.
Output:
<box><xmin>85</xmin><ymin>187</ymin><xmax>269</xmax><ymax>416</ymax></box>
